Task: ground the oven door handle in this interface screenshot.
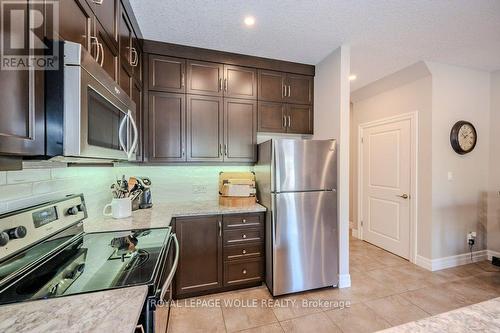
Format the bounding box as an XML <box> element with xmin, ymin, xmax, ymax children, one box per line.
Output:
<box><xmin>118</xmin><ymin>112</ymin><xmax>129</xmax><ymax>156</ymax></box>
<box><xmin>160</xmin><ymin>233</ymin><xmax>179</xmax><ymax>301</ymax></box>
<box><xmin>127</xmin><ymin>110</ymin><xmax>139</xmax><ymax>161</ymax></box>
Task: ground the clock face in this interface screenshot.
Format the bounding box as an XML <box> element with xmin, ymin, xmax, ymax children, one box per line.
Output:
<box><xmin>450</xmin><ymin>121</ymin><xmax>477</xmax><ymax>155</ymax></box>
<box><xmin>457</xmin><ymin>123</ymin><xmax>476</xmax><ymax>151</ymax></box>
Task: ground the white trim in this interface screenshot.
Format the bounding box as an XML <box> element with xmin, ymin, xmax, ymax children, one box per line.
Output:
<box><xmin>357</xmin><ymin>111</ymin><xmax>419</xmax><ymax>263</ymax></box>
<box><xmin>487</xmin><ymin>250</ymin><xmax>500</xmax><ymax>261</ymax></box>
<box><xmin>351</xmin><ymin>229</ymin><xmax>359</xmax><ymax>239</ymax></box>
<box><xmin>338</xmin><ymin>274</ymin><xmax>351</xmax><ymax>288</ymax></box>
<box><xmin>416</xmin><ymin>251</ymin><xmax>488</xmax><ymax>271</ymax></box>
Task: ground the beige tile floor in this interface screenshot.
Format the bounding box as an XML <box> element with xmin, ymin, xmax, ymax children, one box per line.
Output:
<box><xmin>168</xmin><ymin>237</ymin><xmax>500</xmax><ymax>333</ymax></box>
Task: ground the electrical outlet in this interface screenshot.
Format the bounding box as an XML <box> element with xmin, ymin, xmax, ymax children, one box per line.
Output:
<box><xmin>192</xmin><ymin>184</ymin><xmax>207</xmax><ymax>194</ymax></box>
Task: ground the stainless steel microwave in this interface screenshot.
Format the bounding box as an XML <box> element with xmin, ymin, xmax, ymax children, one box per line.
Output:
<box><xmin>46</xmin><ymin>41</ymin><xmax>137</xmax><ymax>162</ymax></box>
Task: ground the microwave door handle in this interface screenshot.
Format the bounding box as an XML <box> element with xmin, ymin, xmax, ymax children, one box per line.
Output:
<box><xmin>160</xmin><ymin>233</ymin><xmax>179</xmax><ymax>301</ymax></box>
<box><xmin>118</xmin><ymin>113</ymin><xmax>129</xmax><ymax>156</ymax></box>
<box><xmin>127</xmin><ymin>110</ymin><xmax>139</xmax><ymax>160</ymax></box>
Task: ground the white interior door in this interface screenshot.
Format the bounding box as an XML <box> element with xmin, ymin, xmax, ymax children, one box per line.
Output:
<box><xmin>361</xmin><ymin>118</ymin><xmax>411</xmax><ymax>259</ymax></box>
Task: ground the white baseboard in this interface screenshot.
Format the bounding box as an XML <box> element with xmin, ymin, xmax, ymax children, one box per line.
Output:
<box><xmin>487</xmin><ymin>250</ymin><xmax>500</xmax><ymax>261</ymax></box>
<box><xmin>338</xmin><ymin>274</ymin><xmax>351</xmax><ymax>288</ymax></box>
<box><xmin>416</xmin><ymin>250</ymin><xmax>488</xmax><ymax>271</ymax></box>
<box><xmin>351</xmin><ymin>229</ymin><xmax>359</xmax><ymax>239</ymax></box>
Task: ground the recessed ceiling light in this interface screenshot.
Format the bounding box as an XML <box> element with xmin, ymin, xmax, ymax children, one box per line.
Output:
<box><xmin>349</xmin><ymin>74</ymin><xmax>357</xmax><ymax>81</ymax></box>
<box><xmin>244</xmin><ymin>16</ymin><xmax>255</xmax><ymax>27</ymax></box>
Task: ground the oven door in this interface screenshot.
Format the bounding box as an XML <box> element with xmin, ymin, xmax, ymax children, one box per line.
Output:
<box><xmin>63</xmin><ymin>64</ymin><xmax>138</xmax><ymax>161</ymax></box>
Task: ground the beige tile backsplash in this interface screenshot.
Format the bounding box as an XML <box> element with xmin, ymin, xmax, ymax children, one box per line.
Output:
<box><xmin>0</xmin><ymin>164</ymin><xmax>253</xmax><ymax>223</ymax></box>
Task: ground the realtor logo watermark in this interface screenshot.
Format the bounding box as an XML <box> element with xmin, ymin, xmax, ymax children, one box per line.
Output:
<box><xmin>1</xmin><ymin>0</ymin><xmax>59</xmax><ymax>70</ymax></box>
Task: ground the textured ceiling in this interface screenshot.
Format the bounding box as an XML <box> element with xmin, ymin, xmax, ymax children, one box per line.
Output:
<box><xmin>130</xmin><ymin>0</ymin><xmax>500</xmax><ymax>90</ymax></box>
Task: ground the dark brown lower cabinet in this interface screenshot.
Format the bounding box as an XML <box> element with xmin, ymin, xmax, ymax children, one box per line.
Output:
<box><xmin>173</xmin><ymin>213</ymin><xmax>265</xmax><ymax>299</ymax></box>
<box><xmin>174</xmin><ymin>215</ymin><xmax>223</xmax><ymax>297</ymax></box>
<box><xmin>148</xmin><ymin>92</ymin><xmax>186</xmax><ymax>162</ymax></box>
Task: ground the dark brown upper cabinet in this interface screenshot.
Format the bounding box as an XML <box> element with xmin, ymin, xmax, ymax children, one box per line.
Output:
<box><xmin>186</xmin><ymin>95</ymin><xmax>224</xmax><ymax>162</ymax></box>
<box><xmin>258</xmin><ymin>101</ymin><xmax>286</xmax><ymax>133</ymax></box>
<box><xmin>148</xmin><ymin>55</ymin><xmax>186</xmax><ymax>93</ymax></box>
<box><xmin>187</xmin><ymin>60</ymin><xmax>224</xmax><ymax>97</ymax></box>
<box><xmin>174</xmin><ymin>215</ymin><xmax>223</xmax><ymax>297</ymax></box>
<box><xmin>224</xmin><ymin>65</ymin><xmax>257</xmax><ymax>100</ymax></box>
<box><xmin>58</xmin><ymin>0</ymin><xmax>92</xmax><ymax>52</ymax></box>
<box><xmin>286</xmin><ymin>74</ymin><xmax>313</xmax><ymax>105</ymax></box>
<box><xmin>87</xmin><ymin>0</ymin><xmax>117</xmax><ymax>44</ymax></box>
<box><xmin>224</xmin><ymin>99</ymin><xmax>257</xmax><ymax>162</ymax></box>
<box><xmin>94</xmin><ymin>18</ymin><xmax>118</xmax><ymax>81</ymax></box>
<box><xmin>118</xmin><ymin>4</ymin><xmax>133</xmax><ymax>73</ymax></box>
<box><xmin>149</xmin><ymin>92</ymin><xmax>186</xmax><ymax>162</ymax></box>
<box><xmin>0</xmin><ymin>2</ymin><xmax>45</xmax><ymax>157</ymax></box>
<box><xmin>287</xmin><ymin>104</ymin><xmax>313</xmax><ymax>134</ymax></box>
<box><xmin>258</xmin><ymin>70</ymin><xmax>286</xmax><ymax>103</ymax></box>
<box><xmin>131</xmin><ymin>36</ymin><xmax>142</xmax><ymax>83</ymax></box>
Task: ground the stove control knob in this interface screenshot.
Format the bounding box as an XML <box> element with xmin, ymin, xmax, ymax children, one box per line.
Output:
<box><xmin>8</xmin><ymin>226</ymin><xmax>27</xmax><ymax>239</ymax></box>
<box><xmin>67</xmin><ymin>206</ymin><xmax>79</xmax><ymax>216</ymax></box>
<box><xmin>0</xmin><ymin>232</ymin><xmax>9</xmax><ymax>246</ymax></box>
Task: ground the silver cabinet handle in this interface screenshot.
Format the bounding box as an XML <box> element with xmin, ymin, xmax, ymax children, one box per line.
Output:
<box><xmin>282</xmin><ymin>85</ymin><xmax>286</xmax><ymax>98</ymax></box>
<box><xmin>219</xmin><ymin>143</ymin><xmax>223</xmax><ymax>156</ymax></box>
<box><xmin>242</xmin><ymin>269</ymin><xmax>247</xmax><ymax>275</ymax></box>
<box><xmin>224</xmin><ymin>78</ymin><xmax>228</xmax><ymax>92</ymax></box>
<box><xmin>219</xmin><ymin>78</ymin><xmax>223</xmax><ymax>91</ymax></box>
<box><xmin>98</xmin><ymin>41</ymin><xmax>104</xmax><ymax>66</ymax></box>
<box><xmin>130</xmin><ymin>47</ymin><xmax>138</xmax><ymax>67</ymax></box>
<box><xmin>397</xmin><ymin>194</ymin><xmax>409</xmax><ymax>199</ymax></box>
<box><xmin>288</xmin><ymin>85</ymin><xmax>291</xmax><ymax>97</ymax></box>
<box><xmin>218</xmin><ymin>221</ymin><xmax>222</xmax><ymax>237</ymax></box>
<box><xmin>242</xmin><ymin>234</ymin><xmax>247</xmax><ymax>239</ymax></box>
<box><xmin>90</xmin><ymin>36</ymin><xmax>100</xmax><ymax>64</ymax></box>
<box><xmin>287</xmin><ymin>115</ymin><xmax>291</xmax><ymax>128</ymax></box>
<box><xmin>224</xmin><ymin>144</ymin><xmax>228</xmax><ymax>156</ymax></box>
<box><xmin>92</xmin><ymin>0</ymin><xmax>103</xmax><ymax>4</ymax></box>
<box><xmin>127</xmin><ymin>110</ymin><xmax>139</xmax><ymax>160</ymax></box>
<box><xmin>181</xmin><ymin>73</ymin><xmax>185</xmax><ymax>87</ymax></box>
<box><xmin>160</xmin><ymin>233</ymin><xmax>179</xmax><ymax>301</ymax></box>
<box><xmin>282</xmin><ymin>115</ymin><xmax>286</xmax><ymax>128</ymax></box>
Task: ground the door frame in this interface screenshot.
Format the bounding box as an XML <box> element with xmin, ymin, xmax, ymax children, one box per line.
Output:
<box><xmin>357</xmin><ymin>111</ymin><xmax>419</xmax><ymax>263</ymax></box>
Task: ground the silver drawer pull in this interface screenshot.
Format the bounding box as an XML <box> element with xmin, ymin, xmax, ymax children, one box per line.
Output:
<box><xmin>242</xmin><ymin>249</ymin><xmax>247</xmax><ymax>254</ymax></box>
<box><xmin>242</xmin><ymin>234</ymin><xmax>247</xmax><ymax>239</ymax></box>
<box><xmin>242</xmin><ymin>269</ymin><xmax>247</xmax><ymax>275</ymax></box>
<box><xmin>242</xmin><ymin>219</ymin><xmax>246</xmax><ymax>223</ymax></box>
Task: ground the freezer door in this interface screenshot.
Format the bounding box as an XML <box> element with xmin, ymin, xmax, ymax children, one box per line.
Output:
<box><xmin>271</xmin><ymin>190</ymin><xmax>338</xmax><ymax>296</ymax></box>
<box><xmin>274</xmin><ymin>139</ymin><xmax>337</xmax><ymax>192</ymax></box>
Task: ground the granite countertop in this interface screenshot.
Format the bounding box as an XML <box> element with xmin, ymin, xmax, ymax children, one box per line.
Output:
<box><xmin>84</xmin><ymin>200</ymin><xmax>267</xmax><ymax>233</ymax></box>
<box><xmin>378</xmin><ymin>297</ymin><xmax>500</xmax><ymax>333</ymax></box>
<box><xmin>0</xmin><ymin>286</ymin><xmax>148</xmax><ymax>333</ymax></box>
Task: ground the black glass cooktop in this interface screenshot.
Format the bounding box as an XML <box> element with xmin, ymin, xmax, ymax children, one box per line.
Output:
<box><xmin>0</xmin><ymin>228</ymin><xmax>170</xmax><ymax>305</ymax></box>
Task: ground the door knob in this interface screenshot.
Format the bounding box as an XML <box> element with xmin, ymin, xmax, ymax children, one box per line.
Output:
<box><xmin>397</xmin><ymin>194</ymin><xmax>409</xmax><ymax>199</ymax></box>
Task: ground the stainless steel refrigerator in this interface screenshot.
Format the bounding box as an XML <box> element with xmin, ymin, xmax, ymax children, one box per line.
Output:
<box><xmin>256</xmin><ymin>139</ymin><xmax>338</xmax><ymax>296</ymax></box>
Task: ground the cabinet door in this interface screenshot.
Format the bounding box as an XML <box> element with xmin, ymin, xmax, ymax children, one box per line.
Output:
<box><xmin>148</xmin><ymin>92</ymin><xmax>186</xmax><ymax>162</ymax></box>
<box><xmin>258</xmin><ymin>101</ymin><xmax>286</xmax><ymax>133</ymax></box>
<box><xmin>174</xmin><ymin>216</ymin><xmax>223</xmax><ymax>296</ymax></box>
<box><xmin>58</xmin><ymin>0</ymin><xmax>92</xmax><ymax>52</ymax></box>
<box><xmin>118</xmin><ymin>4</ymin><xmax>132</xmax><ymax>73</ymax></box>
<box><xmin>286</xmin><ymin>74</ymin><xmax>313</xmax><ymax>105</ymax></box>
<box><xmin>132</xmin><ymin>79</ymin><xmax>143</xmax><ymax>161</ymax></box>
<box><xmin>131</xmin><ymin>35</ymin><xmax>142</xmax><ymax>83</ymax></box>
<box><xmin>186</xmin><ymin>60</ymin><xmax>223</xmax><ymax>97</ymax></box>
<box><xmin>148</xmin><ymin>55</ymin><xmax>186</xmax><ymax>93</ymax></box>
<box><xmin>224</xmin><ymin>65</ymin><xmax>257</xmax><ymax>100</ymax></box>
<box><xmin>258</xmin><ymin>70</ymin><xmax>285</xmax><ymax>102</ymax></box>
<box><xmin>119</xmin><ymin>62</ymin><xmax>132</xmax><ymax>96</ymax></box>
<box><xmin>94</xmin><ymin>18</ymin><xmax>118</xmax><ymax>81</ymax></box>
<box><xmin>224</xmin><ymin>99</ymin><xmax>257</xmax><ymax>162</ymax></box>
<box><xmin>287</xmin><ymin>104</ymin><xmax>313</xmax><ymax>134</ymax></box>
<box><xmin>0</xmin><ymin>3</ymin><xmax>45</xmax><ymax>156</ymax></box>
<box><xmin>88</xmin><ymin>0</ymin><xmax>117</xmax><ymax>43</ymax></box>
<box><xmin>186</xmin><ymin>95</ymin><xmax>223</xmax><ymax>162</ymax></box>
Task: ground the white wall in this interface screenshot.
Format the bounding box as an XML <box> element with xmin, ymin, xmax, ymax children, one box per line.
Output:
<box><xmin>314</xmin><ymin>45</ymin><xmax>351</xmax><ymax>287</ymax></box>
<box><xmin>488</xmin><ymin>70</ymin><xmax>500</xmax><ymax>254</ymax></box>
<box><xmin>351</xmin><ymin>65</ymin><xmax>433</xmax><ymax>258</ymax></box>
<box><xmin>427</xmin><ymin>63</ymin><xmax>491</xmax><ymax>259</ymax></box>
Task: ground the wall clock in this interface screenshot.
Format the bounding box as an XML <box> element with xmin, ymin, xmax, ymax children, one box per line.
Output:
<box><xmin>450</xmin><ymin>121</ymin><xmax>477</xmax><ymax>155</ymax></box>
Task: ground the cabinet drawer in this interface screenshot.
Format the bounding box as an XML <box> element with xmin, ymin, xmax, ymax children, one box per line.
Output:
<box><xmin>224</xmin><ymin>228</ymin><xmax>263</xmax><ymax>245</ymax></box>
<box><xmin>224</xmin><ymin>244</ymin><xmax>263</xmax><ymax>261</ymax></box>
<box><xmin>224</xmin><ymin>258</ymin><xmax>263</xmax><ymax>286</ymax></box>
<box><xmin>223</xmin><ymin>214</ymin><xmax>262</xmax><ymax>230</ymax></box>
